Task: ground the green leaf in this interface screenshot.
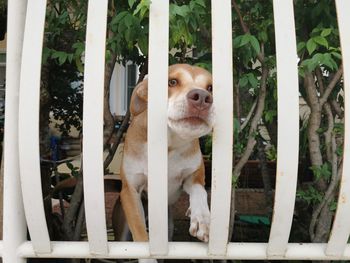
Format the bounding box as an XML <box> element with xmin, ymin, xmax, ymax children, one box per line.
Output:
<box><xmin>331</xmin><ymin>51</ymin><xmax>342</xmax><ymax>60</ymax></box>
<box><xmin>249</xmin><ymin>35</ymin><xmax>260</xmax><ymax>55</ymax></box>
<box><xmin>67</xmin><ymin>53</ymin><xmax>74</xmax><ymax>64</ymax></box>
<box><xmin>258</xmin><ymin>31</ymin><xmax>268</xmax><ymax>43</ymax></box>
<box><xmin>112</xmin><ymin>11</ymin><xmax>129</xmax><ymax>25</ymax></box>
<box><xmin>173</xmin><ymin>5</ymin><xmax>190</xmax><ymax>17</ymax></box>
<box><xmin>66</xmin><ymin>162</ymin><xmax>74</xmax><ymax>170</ymax></box>
<box><xmin>306</xmin><ymin>39</ymin><xmax>317</xmax><ymax>55</ymax></box>
<box><xmin>321</xmin><ymin>28</ymin><xmax>332</xmax><ymax>37</ymax></box>
<box><xmin>233</xmin><ymin>35</ymin><xmax>243</xmax><ymax>48</ymax></box>
<box><xmin>58</xmin><ymin>53</ymin><xmax>68</xmax><ymax>65</ymax></box>
<box><xmin>323</xmin><ymin>53</ymin><xmax>338</xmax><ymax>70</ymax></box>
<box><xmin>42</xmin><ymin>47</ymin><xmax>51</xmax><ymax>65</ymax></box>
<box><xmin>138</xmin><ymin>36</ymin><xmax>148</xmax><ymax>55</ymax></box>
<box><xmin>312</xmin><ymin>36</ymin><xmax>328</xmax><ymax>48</ymax></box>
<box><xmin>128</xmin><ymin>0</ymin><xmax>136</xmax><ymax>8</ymax></box>
<box><xmin>297</xmin><ymin>41</ymin><xmax>306</xmax><ymax>53</ymax></box>
<box><xmin>195</xmin><ymin>0</ymin><xmax>206</xmax><ymax>8</ymax></box>
<box><xmin>240</xmin><ymin>34</ymin><xmax>251</xmax><ymax>47</ymax></box>
<box><xmin>311</xmin><ymin>53</ymin><xmax>324</xmax><ymax>64</ymax></box>
<box><xmin>265</xmin><ymin>110</ymin><xmax>277</xmax><ymax>123</ymax></box>
<box><xmin>247</xmin><ymin>73</ymin><xmax>258</xmax><ymax>89</ymax></box>
<box><xmin>124</xmin><ymin>14</ymin><xmax>134</xmax><ymax>28</ymax></box>
<box><xmin>238</xmin><ymin>76</ymin><xmax>248</xmax><ymax>87</ymax></box>
<box><xmin>75</xmin><ymin>57</ymin><xmax>84</xmax><ymax>73</ymax></box>
<box><xmin>134</xmin><ymin>0</ymin><xmax>151</xmax><ymax>18</ymax></box>
<box><xmin>73</xmin><ymin>42</ymin><xmax>85</xmax><ymax>57</ymax></box>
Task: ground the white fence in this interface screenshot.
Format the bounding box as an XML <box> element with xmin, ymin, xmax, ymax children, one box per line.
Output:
<box><xmin>2</xmin><ymin>0</ymin><xmax>350</xmax><ymax>262</ymax></box>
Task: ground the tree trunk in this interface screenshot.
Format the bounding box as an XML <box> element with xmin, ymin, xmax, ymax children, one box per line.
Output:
<box><xmin>304</xmin><ymin>72</ymin><xmax>334</xmax><ymax>244</ymax></box>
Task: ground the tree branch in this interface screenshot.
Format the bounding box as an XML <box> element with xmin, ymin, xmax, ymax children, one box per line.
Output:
<box><xmin>233</xmin><ymin>66</ymin><xmax>268</xmax><ymax>177</ymax></box>
<box><xmin>304</xmin><ymin>72</ymin><xmax>324</xmax><ymax>169</ymax></box>
<box><xmin>62</xmin><ymin>170</ymin><xmax>84</xmax><ymax>240</ymax></box>
<box><xmin>309</xmin><ymin>158</ymin><xmax>341</xmax><ymax>241</ymax></box>
<box><xmin>319</xmin><ymin>64</ymin><xmax>343</xmax><ymax>106</ymax></box>
<box><xmin>309</xmin><ymin>68</ymin><xmax>340</xmax><ymax>241</ymax></box>
<box><xmin>232</xmin><ymin>0</ymin><xmax>249</xmax><ymax>33</ymax></box>
<box><xmin>73</xmin><ymin>200</ymin><xmax>85</xmax><ymax>240</ymax></box>
<box><xmin>240</xmin><ymin>98</ymin><xmax>257</xmax><ymax>132</ymax></box>
<box><xmin>104</xmin><ymin>110</ymin><xmax>130</xmax><ymax>171</ymax></box>
<box><xmin>330</xmin><ymin>99</ymin><xmax>343</xmax><ymax>119</ymax></box>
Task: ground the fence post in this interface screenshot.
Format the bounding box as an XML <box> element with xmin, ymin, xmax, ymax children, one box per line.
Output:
<box><xmin>18</xmin><ymin>0</ymin><xmax>51</xmax><ymax>253</ymax></box>
<box><xmin>326</xmin><ymin>0</ymin><xmax>350</xmax><ymax>256</ymax></box>
<box><xmin>267</xmin><ymin>0</ymin><xmax>299</xmax><ymax>256</ymax></box>
<box><xmin>3</xmin><ymin>0</ymin><xmax>28</xmax><ymax>262</ymax></box>
<box><xmin>147</xmin><ymin>0</ymin><xmax>169</xmax><ymax>256</ymax></box>
<box><xmin>208</xmin><ymin>0</ymin><xmax>234</xmax><ymax>256</ymax></box>
<box><xmin>82</xmin><ymin>0</ymin><xmax>109</xmax><ymax>255</ymax></box>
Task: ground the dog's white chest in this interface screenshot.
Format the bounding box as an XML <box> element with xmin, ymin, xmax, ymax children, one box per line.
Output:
<box><xmin>123</xmin><ymin>143</ymin><xmax>202</xmax><ymax>204</ymax></box>
<box><xmin>167</xmin><ymin>148</ymin><xmax>202</xmax><ymax>203</ymax></box>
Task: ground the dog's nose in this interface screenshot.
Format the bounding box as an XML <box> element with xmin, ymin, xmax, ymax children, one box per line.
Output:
<box><xmin>187</xmin><ymin>89</ymin><xmax>213</xmax><ymax>110</ymax></box>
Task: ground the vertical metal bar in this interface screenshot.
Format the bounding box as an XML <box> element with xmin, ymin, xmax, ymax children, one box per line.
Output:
<box><xmin>3</xmin><ymin>0</ymin><xmax>28</xmax><ymax>262</ymax></box>
<box><xmin>147</xmin><ymin>0</ymin><xmax>169</xmax><ymax>256</ymax></box>
<box><xmin>82</xmin><ymin>0</ymin><xmax>109</xmax><ymax>255</ymax></box>
<box><xmin>208</xmin><ymin>0</ymin><xmax>233</xmax><ymax>256</ymax></box>
<box><xmin>18</xmin><ymin>0</ymin><xmax>51</xmax><ymax>254</ymax></box>
<box><xmin>268</xmin><ymin>0</ymin><xmax>299</xmax><ymax>257</ymax></box>
<box><xmin>326</xmin><ymin>0</ymin><xmax>350</xmax><ymax>256</ymax></box>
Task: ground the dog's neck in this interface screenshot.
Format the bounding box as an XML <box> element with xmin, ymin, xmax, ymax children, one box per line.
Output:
<box><xmin>167</xmin><ymin>127</ymin><xmax>198</xmax><ymax>151</ymax></box>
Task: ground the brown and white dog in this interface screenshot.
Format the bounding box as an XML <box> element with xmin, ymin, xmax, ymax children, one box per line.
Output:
<box><xmin>118</xmin><ymin>64</ymin><xmax>214</xmax><ymax>259</ymax></box>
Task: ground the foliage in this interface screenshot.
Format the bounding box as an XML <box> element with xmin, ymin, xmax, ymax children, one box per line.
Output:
<box><xmin>297</xmin><ymin>185</ymin><xmax>324</xmax><ymax>206</ymax></box>
<box><xmin>0</xmin><ymin>0</ymin><xmax>5</xmax><ymax>12</ymax></box>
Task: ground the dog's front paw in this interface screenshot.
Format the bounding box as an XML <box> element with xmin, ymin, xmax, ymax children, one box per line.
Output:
<box><xmin>186</xmin><ymin>207</ymin><xmax>210</xmax><ymax>242</ymax></box>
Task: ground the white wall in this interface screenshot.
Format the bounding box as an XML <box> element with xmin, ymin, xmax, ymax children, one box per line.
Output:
<box><xmin>109</xmin><ymin>63</ymin><xmax>127</xmax><ymax>116</ymax></box>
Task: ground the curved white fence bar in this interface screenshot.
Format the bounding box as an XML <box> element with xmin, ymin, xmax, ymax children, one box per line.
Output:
<box><xmin>326</xmin><ymin>0</ymin><xmax>350</xmax><ymax>256</ymax></box>
<box><xmin>268</xmin><ymin>0</ymin><xmax>299</xmax><ymax>257</ymax></box>
<box><xmin>208</xmin><ymin>0</ymin><xmax>233</xmax><ymax>256</ymax></box>
<box><xmin>16</xmin><ymin>242</ymin><xmax>350</xmax><ymax>260</ymax></box>
<box><xmin>147</xmin><ymin>0</ymin><xmax>169</xmax><ymax>256</ymax></box>
<box><xmin>3</xmin><ymin>0</ymin><xmax>28</xmax><ymax>262</ymax></box>
<box><xmin>18</xmin><ymin>0</ymin><xmax>51</xmax><ymax>254</ymax></box>
<box><xmin>82</xmin><ymin>0</ymin><xmax>109</xmax><ymax>255</ymax></box>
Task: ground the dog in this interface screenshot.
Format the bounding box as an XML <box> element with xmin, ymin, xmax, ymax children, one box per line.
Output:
<box><xmin>116</xmin><ymin>64</ymin><xmax>214</xmax><ymax>261</ymax></box>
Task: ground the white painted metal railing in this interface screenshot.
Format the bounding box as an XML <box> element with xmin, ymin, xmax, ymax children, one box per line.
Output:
<box><xmin>1</xmin><ymin>0</ymin><xmax>350</xmax><ymax>262</ymax></box>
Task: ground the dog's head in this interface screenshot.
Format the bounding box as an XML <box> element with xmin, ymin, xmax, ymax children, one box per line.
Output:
<box><xmin>130</xmin><ymin>64</ymin><xmax>214</xmax><ymax>140</ymax></box>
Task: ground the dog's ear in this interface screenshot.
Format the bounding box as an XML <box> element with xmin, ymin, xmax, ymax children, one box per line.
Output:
<box><xmin>130</xmin><ymin>79</ymin><xmax>148</xmax><ymax>116</ymax></box>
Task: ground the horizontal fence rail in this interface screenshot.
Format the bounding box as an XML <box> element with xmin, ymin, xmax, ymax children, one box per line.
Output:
<box><xmin>2</xmin><ymin>0</ymin><xmax>350</xmax><ymax>262</ymax></box>
<box><xmin>14</xmin><ymin>242</ymin><xmax>350</xmax><ymax>260</ymax></box>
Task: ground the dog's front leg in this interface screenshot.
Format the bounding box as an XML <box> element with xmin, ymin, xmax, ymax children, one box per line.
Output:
<box><xmin>183</xmin><ymin>162</ymin><xmax>210</xmax><ymax>242</ymax></box>
<box><xmin>120</xmin><ymin>182</ymin><xmax>149</xmax><ymax>242</ymax></box>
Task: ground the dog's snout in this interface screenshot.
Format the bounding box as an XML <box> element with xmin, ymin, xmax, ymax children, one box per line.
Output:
<box><xmin>187</xmin><ymin>89</ymin><xmax>213</xmax><ymax>110</ymax></box>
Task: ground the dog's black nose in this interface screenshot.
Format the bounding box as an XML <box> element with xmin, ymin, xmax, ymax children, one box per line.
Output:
<box><xmin>187</xmin><ymin>89</ymin><xmax>213</xmax><ymax>110</ymax></box>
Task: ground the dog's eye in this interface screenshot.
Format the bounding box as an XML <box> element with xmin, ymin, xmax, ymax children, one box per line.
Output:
<box><xmin>168</xmin><ymin>79</ymin><xmax>178</xmax><ymax>87</ymax></box>
<box><xmin>207</xmin><ymin>85</ymin><xmax>213</xmax><ymax>93</ymax></box>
